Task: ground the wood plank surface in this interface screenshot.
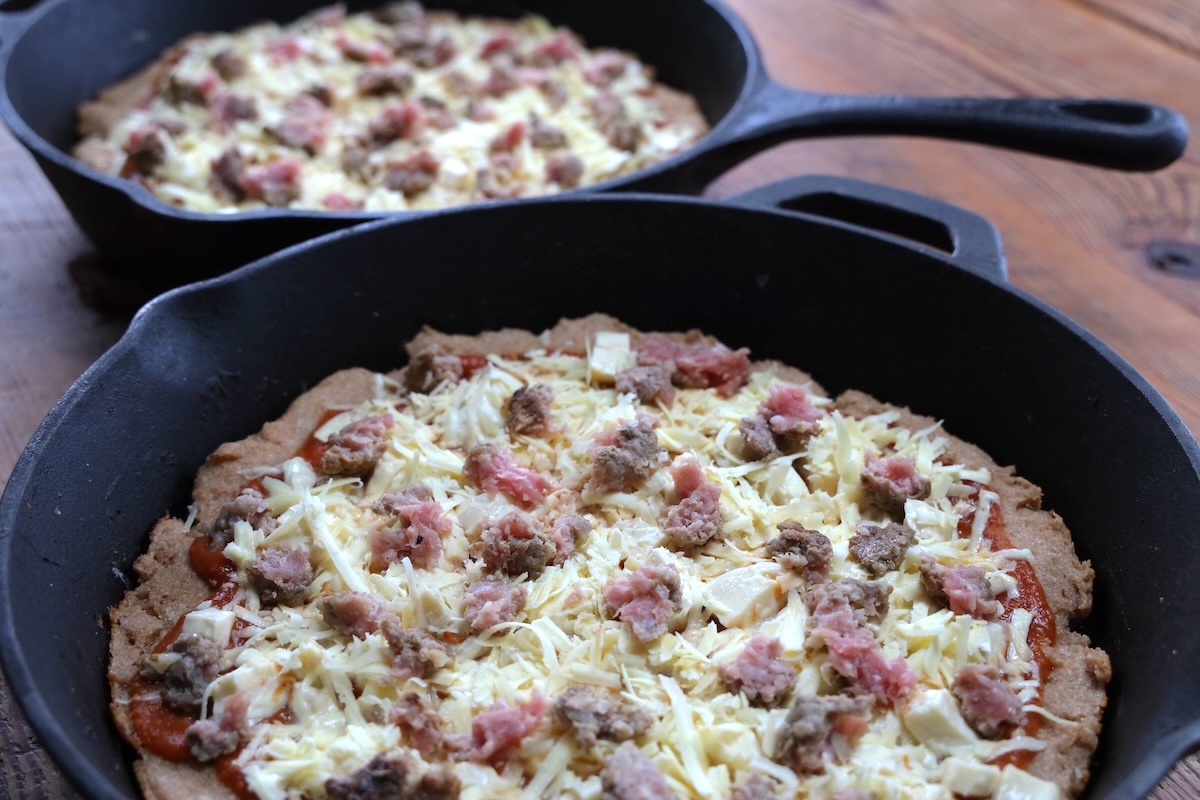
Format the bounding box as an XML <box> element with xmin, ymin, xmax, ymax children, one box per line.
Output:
<box><xmin>0</xmin><ymin>0</ymin><xmax>1198</xmax><ymax>797</ymax></box>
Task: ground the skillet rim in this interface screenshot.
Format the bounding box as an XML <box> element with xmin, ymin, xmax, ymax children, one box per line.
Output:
<box><xmin>1</xmin><ymin>189</ymin><xmax>1199</xmax><ymax>799</ymax></box>
<box><xmin>0</xmin><ymin>0</ymin><xmax>761</xmax><ymax>224</ymax></box>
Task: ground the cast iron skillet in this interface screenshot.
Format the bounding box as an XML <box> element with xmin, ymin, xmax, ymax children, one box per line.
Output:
<box><xmin>2</xmin><ymin>175</ymin><xmax>1199</xmax><ymax>799</ymax></box>
<box><xmin>0</xmin><ymin>0</ymin><xmax>1189</xmax><ymax>285</ymax></box>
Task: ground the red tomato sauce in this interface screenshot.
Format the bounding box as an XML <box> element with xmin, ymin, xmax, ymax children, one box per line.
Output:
<box><xmin>139</xmin><ymin>407</ymin><xmax>355</xmax><ymax>795</ymax></box>
<box><xmin>956</xmin><ymin>486</ymin><xmax>1056</xmax><ymax>770</ymax></box>
<box><xmin>131</xmin><ymin>584</ymin><xmax>241</xmax><ymax>761</ymax></box>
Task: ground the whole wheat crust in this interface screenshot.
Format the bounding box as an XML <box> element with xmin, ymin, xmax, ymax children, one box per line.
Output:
<box><xmin>109</xmin><ymin>314</ymin><xmax>1108</xmax><ymax>799</ymax></box>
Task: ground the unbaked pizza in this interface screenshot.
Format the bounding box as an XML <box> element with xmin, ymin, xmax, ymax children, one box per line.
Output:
<box><xmin>109</xmin><ymin>315</ymin><xmax>1109</xmax><ymax>800</ymax></box>
<box><xmin>73</xmin><ymin>3</ymin><xmax>706</xmax><ymax>213</ymax></box>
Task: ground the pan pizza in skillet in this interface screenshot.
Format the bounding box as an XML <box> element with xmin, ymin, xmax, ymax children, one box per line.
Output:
<box><xmin>110</xmin><ymin>315</ymin><xmax>1107</xmax><ymax>800</ymax></box>
<box><xmin>73</xmin><ymin>2</ymin><xmax>706</xmax><ymax>214</ymax></box>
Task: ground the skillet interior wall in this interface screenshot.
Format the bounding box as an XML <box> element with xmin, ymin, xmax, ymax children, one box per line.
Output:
<box><xmin>6</xmin><ymin>199</ymin><xmax>1199</xmax><ymax>799</ymax></box>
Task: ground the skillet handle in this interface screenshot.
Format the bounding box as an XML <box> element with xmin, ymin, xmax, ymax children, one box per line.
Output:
<box><xmin>721</xmin><ymin>81</ymin><xmax>1188</xmax><ymax>172</ymax></box>
<box><xmin>730</xmin><ymin>175</ymin><xmax>1006</xmax><ymax>283</ymax></box>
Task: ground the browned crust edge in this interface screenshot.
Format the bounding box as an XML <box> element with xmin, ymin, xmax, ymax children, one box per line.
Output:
<box><xmin>111</xmin><ymin>315</ymin><xmax>1101</xmax><ymax>798</ymax></box>
<box><xmin>834</xmin><ymin>389</ymin><xmax>1111</xmax><ymax>795</ymax></box>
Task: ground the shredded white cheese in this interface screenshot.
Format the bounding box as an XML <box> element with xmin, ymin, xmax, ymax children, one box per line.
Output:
<box><xmin>161</xmin><ymin>339</ymin><xmax>1071</xmax><ymax>800</ymax></box>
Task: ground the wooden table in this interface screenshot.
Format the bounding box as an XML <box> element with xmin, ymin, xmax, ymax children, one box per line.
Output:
<box><xmin>2</xmin><ymin>0</ymin><xmax>1199</xmax><ymax>797</ymax></box>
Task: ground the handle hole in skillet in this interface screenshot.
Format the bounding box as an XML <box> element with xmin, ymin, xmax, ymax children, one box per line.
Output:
<box><xmin>1057</xmin><ymin>101</ymin><xmax>1153</xmax><ymax>125</ymax></box>
<box><xmin>778</xmin><ymin>193</ymin><xmax>956</xmax><ymax>255</ymax></box>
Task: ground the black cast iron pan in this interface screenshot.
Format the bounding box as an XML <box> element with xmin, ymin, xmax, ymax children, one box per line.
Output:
<box><xmin>0</xmin><ymin>0</ymin><xmax>1189</xmax><ymax>287</ymax></box>
<box><xmin>1</xmin><ymin>175</ymin><xmax>1199</xmax><ymax>799</ymax></box>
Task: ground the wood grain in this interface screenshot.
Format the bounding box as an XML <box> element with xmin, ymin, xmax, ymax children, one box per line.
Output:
<box><xmin>0</xmin><ymin>0</ymin><xmax>1198</xmax><ymax>797</ymax></box>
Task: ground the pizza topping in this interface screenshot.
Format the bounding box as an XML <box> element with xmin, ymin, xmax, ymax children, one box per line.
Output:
<box><xmin>861</xmin><ymin>455</ymin><xmax>932</xmax><ymax>514</ymax></box>
<box><xmin>953</xmin><ymin>664</ymin><xmax>1026</xmax><ymax>738</ymax></box>
<box><xmin>605</xmin><ymin>563</ymin><xmax>683</xmax><ymax>642</ymax></box>
<box><xmin>164</xmin><ymin>72</ymin><xmax>219</xmax><ymax>108</ymax></box>
<box><xmin>588</xmin><ymin>413</ymin><xmax>663</xmax><ymax>493</ymax></box>
<box><xmin>479</xmin><ymin>511</ymin><xmax>551</xmax><ymax>579</ymax></box>
<box><xmin>463</xmin><ymin>443</ymin><xmax>550</xmax><ymax>507</ymax></box>
<box><xmin>185</xmin><ymin>692</ymin><xmax>246</xmax><ymax>762</ymax></box>
<box><xmin>489</xmin><ymin>120</ymin><xmax>526</xmax><ymax>154</ymax></box>
<box><xmin>729</xmin><ymin>774</ymin><xmax>781</xmax><ymax>800</ymax></box>
<box><xmin>383</xmin><ymin>150</ymin><xmax>440</xmax><ymax>197</ymax></box>
<box><xmin>375</xmin><ymin>2</ymin><xmax>423</xmax><ymax>25</ymax></box>
<box><xmin>209</xmin><ymin>147</ymin><xmax>246</xmax><ymax>200</ymax></box>
<box><xmin>921</xmin><ymin>555</ymin><xmax>1000</xmax><ymax>619</ymax></box>
<box><xmin>242</xmin><ymin>157</ymin><xmax>304</xmax><ymax>207</ymax></box>
<box><xmin>356</xmin><ymin>65</ymin><xmax>415</xmax><ymax>97</ymax></box>
<box><xmin>210</xmin><ymin>48</ymin><xmax>246</xmax><ymax>81</ymax></box>
<box><xmin>269</xmin><ymin>93</ymin><xmax>330</xmax><ymax>153</ymax></box>
<box><xmin>326</xmin><ymin>753</ymin><xmax>461</xmax><ymax>800</ymax></box>
<box><xmin>210</xmin><ymin>486</ymin><xmax>275</xmax><ymax>548</ymax></box>
<box><xmin>601</xmin><ymin>741</ymin><xmax>674</xmax><ymax>800</ymax></box>
<box><xmin>247</xmin><ymin>546</ymin><xmax>313</xmax><ymax>607</ymax></box>
<box><xmin>806</xmin><ymin>578</ymin><xmax>891</xmax><ymax>625</ymax></box>
<box><xmin>808</xmin><ymin>580</ymin><xmax>915</xmax><ymax>704</ymax></box>
<box><xmin>446</xmin><ymin>693</ymin><xmax>548</xmax><ymax>763</ymax></box>
<box><xmin>616</xmin><ymin>364</ymin><xmax>675</xmax><ymax>406</ymax></box>
<box><xmin>369</xmin><ymin>487</ymin><xmax>451</xmax><ymax>569</ymax></box>
<box><xmin>369</xmin><ymin>100</ymin><xmax>423</xmax><ymax>145</ymax></box>
<box><xmin>322</xmin><ymin>414</ymin><xmax>394</xmax><ymax>477</ymax></box>
<box><xmin>551</xmin><ymin>684</ymin><xmax>652</xmax><ymax>748</ymax></box>
<box><xmin>849</xmin><ymin>521</ymin><xmax>916</xmax><ymax>576</ymax></box>
<box><xmin>544</xmin><ymin>152</ymin><xmax>584</xmax><ymax>188</ymax></box>
<box><xmin>637</xmin><ymin>334</ymin><xmax>752</xmax><ymax>397</ymax></box>
<box><xmin>739</xmin><ymin>413</ymin><xmax>781</xmax><ymax>461</ymax></box>
<box><xmin>390</xmin><ymin>692</ymin><xmax>444</xmax><ymax>757</ymax></box>
<box><xmin>766</xmin><ymin>523</ymin><xmax>832</xmax><ymax>582</ymax></box>
<box><xmin>526</xmin><ymin>115</ymin><xmax>566</xmax><ymax>150</ymax></box>
<box><xmin>335</xmin><ymin>33</ymin><xmax>392</xmax><ymax>65</ymax></box>
<box><xmin>548</xmin><ymin>514</ymin><xmax>592</xmax><ymax>566</ymax></box>
<box><xmin>504</xmin><ymin>383</ymin><xmax>554</xmax><ymax>436</ymax></box>
<box><xmin>719</xmin><ymin>633</ymin><xmax>797</xmax><ymax>707</ymax></box>
<box><xmin>155</xmin><ymin>634</ymin><xmax>222</xmax><ymax>714</ymax></box>
<box><xmin>405</xmin><ymin>351</ymin><xmax>465</xmax><ymax>393</ymax></box>
<box><xmin>318</xmin><ymin>591</ymin><xmax>387</xmax><ymax>639</ymax></box>
<box><xmin>464</xmin><ymin>578</ymin><xmax>527</xmax><ymax>633</ymax></box>
<box><xmin>382</xmin><ymin>618</ymin><xmax>452</xmax><ymax>679</ymax></box>
<box><xmin>590</xmin><ymin>92</ymin><xmax>639</xmax><ymax>152</ymax></box>
<box><xmin>124</xmin><ymin>126</ymin><xmax>170</xmax><ymax>176</ymax></box>
<box><xmin>527</xmin><ymin>32</ymin><xmax>578</xmax><ymax>67</ymax></box>
<box><xmin>211</xmin><ymin>92</ymin><xmax>259</xmax><ymax>129</ymax></box>
<box><xmin>775</xmin><ymin>693</ymin><xmax>872</xmax><ymax>775</ymax></box>
<box><xmin>662</xmin><ymin>458</ymin><xmax>724</xmax><ymax>550</ymax></box>
<box><xmin>756</xmin><ymin>385</ymin><xmax>824</xmax><ymax>452</ymax></box>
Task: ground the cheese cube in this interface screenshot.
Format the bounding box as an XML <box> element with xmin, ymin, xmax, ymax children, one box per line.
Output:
<box><xmin>180</xmin><ymin>607</ymin><xmax>236</xmax><ymax>646</ymax></box>
<box><xmin>995</xmin><ymin>766</ymin><xmax>1064</xmax><ymax>800</ymax></box>
<box><xmin>589</xmin><ymin>332</ymin><xmax>635</xmax><ymax>383</ymax></box>
<box><xmin>704</xmin><ymin>563</ymin><xmax>785</xmax><ymax>628</ymax></box>
<box><xmin>900</xmin><ymin>689</ymin><xmax>980</xmax><ymax>756</ymax></box>
<box><xmin>211</xmin><ymin>650</ymin><xmax>287</xmax><ymax>724</ymax></box>
<box><xmin>942</xmin><ymin>757</ymin><xmax>1000</xmax><ymax>797</ymax></box>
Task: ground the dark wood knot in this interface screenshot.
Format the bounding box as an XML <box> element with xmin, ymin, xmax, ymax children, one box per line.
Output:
<box><xmin>1145</xmin><ymin>241</ymin><xmax>1200</xmax><ymax>278</ymax></box>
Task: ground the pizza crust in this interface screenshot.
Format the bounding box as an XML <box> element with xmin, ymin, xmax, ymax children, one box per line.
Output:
<box><xmin>111</xmin><ymin>316</ymin><xmax>1105</xmax><ymax>799</ymax></box>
